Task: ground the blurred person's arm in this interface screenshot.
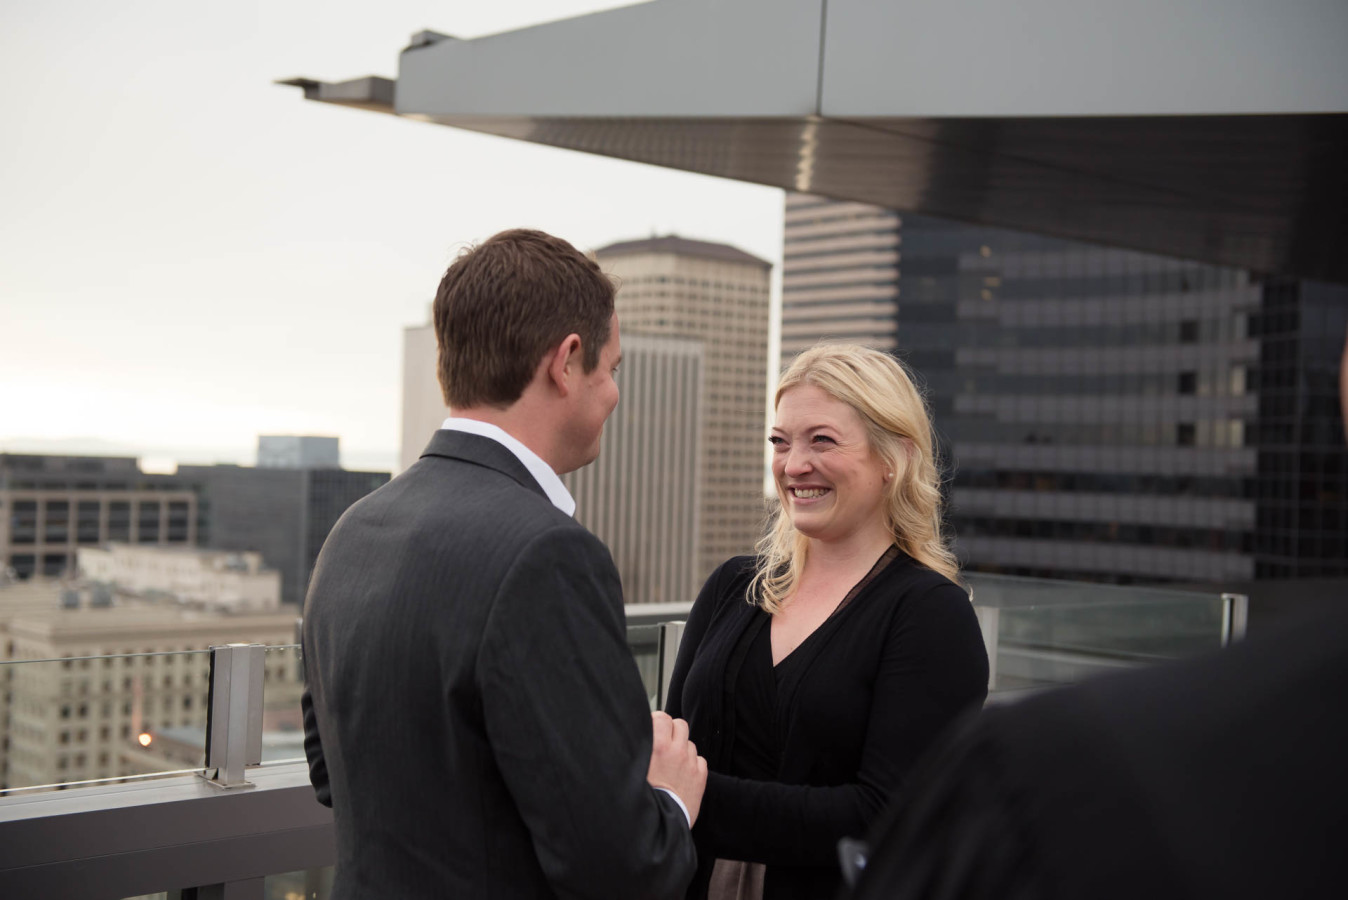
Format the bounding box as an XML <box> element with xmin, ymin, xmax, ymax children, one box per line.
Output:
<box><xmin>300</xmin><ymin>680</ymin><xmax>331</xmax><ymax>807</ymax></box>
<box><xmin>1340</xmin><ymin>324</ymin><xmax>1347</xmax><ymax>438</ymax></box>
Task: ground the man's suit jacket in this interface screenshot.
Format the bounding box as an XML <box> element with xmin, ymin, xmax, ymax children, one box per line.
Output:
<box><xmin>301</xmin><ymin>430</ymin><xmax>695</xmax><ymax>899</ymax></box>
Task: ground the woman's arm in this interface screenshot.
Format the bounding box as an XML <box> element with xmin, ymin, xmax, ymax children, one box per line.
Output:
<box><xmin>664</xmin><ymin>557</ymin><xmax>748</xmax><ymax>719</ymax></box>
<box><xmin>694</xmin><ymin>581</ymin><xmax>989</xmax><ymax>866</ymax></box>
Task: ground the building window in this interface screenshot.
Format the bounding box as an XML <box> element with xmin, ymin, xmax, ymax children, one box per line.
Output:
<box><xmin>77</xmin><ymin>501</ymin><xmax>101</xmax><ymax>543</ymax></box>
<box><xmin>108</xmin><ymin>502</ymin><xmax>131</xmax><ymax>542</ymax></box>
<box><xmin>1178</xmin><ymin>371</ymin><xmax>1197</xmax><ymax>394</ymax></box>
<box><xmin>44</xmin><ymin>500</ymin><xmax>71</xmax><ymax>543</ymax></box>
<box><xmin>137</xmin><ymin>502</ymin><xmax>161</xmax><ymax>543</ymax></box>
<box><xmin>11</xmin><ymin>501</ymin><xmax>38</xmax><ymax>544</ymax></box>
<box><xmin>1177</xmin><ymin>423</ymin><xmax>1197</xmax><ymax>446</ymax></box>
<box><xmin>167</xmin><ymin>501</ymin><xmax>191</xmax><ymax>542</ymax></box>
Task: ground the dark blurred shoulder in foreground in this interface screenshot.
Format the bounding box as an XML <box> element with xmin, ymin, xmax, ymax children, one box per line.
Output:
<box><xmin>848</xmin><ymin>602</ymin><xmax>1348</xmax><ymax>900</ymax></box>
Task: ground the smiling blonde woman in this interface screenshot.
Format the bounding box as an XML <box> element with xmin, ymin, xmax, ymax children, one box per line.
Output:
<box><xmin>665</xmin><ymin>343</ymin><xmax>990</xmax><ymax>900</ymax></box>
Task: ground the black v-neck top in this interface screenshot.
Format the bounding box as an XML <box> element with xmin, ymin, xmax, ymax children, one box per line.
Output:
<box><xmin>726</xmin><ymin>547</ymin><xmax>902</xmax><ymax>785</ymax></box>
<box><xmin>725</xmin><ymin>617</ymin><xmax>779</xmax><ymax>781</ymax></box>
<box><xmin>665</xmin><ymin>550</ymin><xmax>989</xmax><ymax>900</ymax></box>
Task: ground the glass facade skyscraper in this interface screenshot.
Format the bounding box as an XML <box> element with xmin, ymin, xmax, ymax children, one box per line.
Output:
<box><xmin>1251</xmin><ymin>279</ymin><xmax>1348</xmax><ymax>578</ymax></box>
<box><xmin>783</xmin><ymin>194</ymin><xmax>1348</xmax><ymax>585</ymax></box>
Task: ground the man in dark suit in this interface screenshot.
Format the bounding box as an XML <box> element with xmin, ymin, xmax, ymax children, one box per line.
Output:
<box><xmin>301</xmin><ymin>228</ymin><xmax>704</xmax><ymax>899</ymax></box>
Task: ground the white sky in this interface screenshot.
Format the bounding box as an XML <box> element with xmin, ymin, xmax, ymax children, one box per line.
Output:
<box><xmin>0</xmin><ymin>0</ymin><xmax>784</xmax><ymax>472</ymax></box>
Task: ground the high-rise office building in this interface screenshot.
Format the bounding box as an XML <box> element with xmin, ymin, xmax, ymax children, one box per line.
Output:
<box><xmin>256</xmin><ymin>436</ymin><xmax>340</xmax><ymax>470</ymax></box>
<box><xmin>400</xmin><ymin>237</ymin><xmax>773</xmax><ymax>591</ymax></box>
<box><xmin>781</xmin><ymin>194</ymin><xmax>901</xmax><ymax>358</ymax></box>
<box><xmin>400</xmin><ymin>317</ymin><xmax>446</xmax><ymax>474</ymax></box>
<box><xmin>0</xmin><ymin>453</ymin><xmax>386</xmax><ymax>605</ymax></box>
<box><xmin>595</xmin><ymin>236</ymin><xmax>773</xmax><ymax>582</ymax></box>
<box><xmin>177</xmin><ymin>464</ymin><xmax>389</xmax><ymax>604</ymax></box>
<box><xmin>0</xmin><ymin>455</ymin><xmax>197</xmax><ymax>582</ymax></box>
<box><xmin>782</xmin><ymin>193</ymin><xmax>1348</xmax><ymax>585</ymax></box>
<box><xmin>1250</xmin><ymin>279</ymin><xmax>1348</xmax><ymax>578</ymax></box>
<box><xmin>562</xmin><ymin>335</ymin><xmax>703</xmax><ymax>605</ymax></box>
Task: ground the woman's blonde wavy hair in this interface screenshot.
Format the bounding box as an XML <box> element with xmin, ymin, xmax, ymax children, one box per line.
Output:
<box><xmin>750</xmin><ymin>343</ymin><xmax>961</xmax><ymax>613</ymax></box>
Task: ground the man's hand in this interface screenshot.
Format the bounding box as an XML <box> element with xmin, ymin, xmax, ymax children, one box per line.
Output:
<box><xmin>647</xmin><ymin>711</ymin><xmax>708</xmax><ymax>826</ymax></box>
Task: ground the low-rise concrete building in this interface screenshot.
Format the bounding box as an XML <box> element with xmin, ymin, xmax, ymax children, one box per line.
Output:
<box><xmin>78</xmin><ymin>544</ymin><xmax>281</xmax><ymax>613</ymax></box>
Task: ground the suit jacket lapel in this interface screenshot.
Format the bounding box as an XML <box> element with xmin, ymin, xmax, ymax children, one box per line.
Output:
<box><xmin>419</xmin><ymin>429</ymin><xmax>551</xmax><ymax>501</ymax></box>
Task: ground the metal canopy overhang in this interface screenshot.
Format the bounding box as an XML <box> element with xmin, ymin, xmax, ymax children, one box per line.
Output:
<box><xmin>282</xmin><ymin>0</ymin><xmax>1348</xmax><ymax>284</ymax></box>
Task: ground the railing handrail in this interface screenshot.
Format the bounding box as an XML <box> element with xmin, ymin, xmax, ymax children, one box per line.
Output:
<box><xmin>0</xmin><ymin>761</ymin><xmax>333</xmax><ymax>898</ymax></box>
<box><xmin>0</xmin><ymin>643</ymin><xmax>301</xmax><ymax>666</ymax></box>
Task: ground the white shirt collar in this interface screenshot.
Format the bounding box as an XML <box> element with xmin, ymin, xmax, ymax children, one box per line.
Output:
<box><xmin>439</xmin><ymin>417</ymin><xmax>576</xmax><ymax>517</ymax></box>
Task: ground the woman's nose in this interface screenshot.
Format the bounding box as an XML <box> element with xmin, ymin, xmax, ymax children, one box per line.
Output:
<box><xmin>783</xmin><ymin>446</ymin><xmax>813</xmax><ymax>475</ymax></box>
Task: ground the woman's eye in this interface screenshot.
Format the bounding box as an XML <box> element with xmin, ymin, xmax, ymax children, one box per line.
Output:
<box><xmin>811</xmin><ymin>434</ymin><xmax>836</xmax><ymax>444</ymax></box>
<box><xmin>768</xmin><ymin>436</ymin><xmax>785</xmax><ymax>447</ymax></box>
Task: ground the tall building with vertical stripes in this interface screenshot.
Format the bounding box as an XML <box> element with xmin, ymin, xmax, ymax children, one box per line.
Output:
<box><xmin>595</xmin><ymin>236</ymin><xmax>773</xmax><ymax>585</ymax></box>
<box><xmin>781</xmin><ymin>194</ymin><xmax>901</xmax><ymax>361</ymax></box>
<box><xmin>563</xmin><ymin>335</ymin><xmax>703</xmax><ymax>605</ymax></box>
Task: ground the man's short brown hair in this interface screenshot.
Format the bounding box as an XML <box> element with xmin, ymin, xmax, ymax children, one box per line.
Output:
<box><xmin>433</xmin><ymin>229</ymin><xmax>615</xmax><ymax>409</ymax></box>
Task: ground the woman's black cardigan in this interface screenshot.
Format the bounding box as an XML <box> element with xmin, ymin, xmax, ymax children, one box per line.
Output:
<box><xmin>664</xmin><ymin>552</ymin><xmax>990</xmax><ymax>900</ymax></box>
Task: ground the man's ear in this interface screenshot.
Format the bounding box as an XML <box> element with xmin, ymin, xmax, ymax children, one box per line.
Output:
<box><xmin>546</xmin><ymin>333</ymin><xmax>583</xmax><ymax>396</ymax></box>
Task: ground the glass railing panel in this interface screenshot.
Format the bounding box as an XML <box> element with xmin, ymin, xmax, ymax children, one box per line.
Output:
<box><xmin>966</xmin><ymin>573</ymin><xmax>1236</xmax><ymax>695</ymax></box>
<box><xmin>0</xmin><ymin>649</ymin><xmax>213</xmax><ymax>795</ymax></box>
<box><xmin>257</xmin><ymin>644</ymin><xmax>307</xmax><ymax>768</ymax></box>
<box><xmin>994</xmin><ymin>594</ymin><xmax>1229</xmax><ymax>660</ymax></box>
<box><xmin>626</xmin><ymin>624</ymin><xmax>662</xmax><ymax>709</ymax></box>
<box><xmin>264</xmin><ymin>865</ymin><xmax>335</xmax><ymax>899</ymax></box>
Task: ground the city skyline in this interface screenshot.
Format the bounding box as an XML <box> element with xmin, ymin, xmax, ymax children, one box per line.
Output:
<box><xmin>0</xmin><ymin>0</ymin><xmax>782</xmax><ymax>474</ymax></box>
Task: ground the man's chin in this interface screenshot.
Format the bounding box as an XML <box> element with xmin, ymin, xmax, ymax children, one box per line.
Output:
<box><xmin>558</xmin><ymin>447</ymin><xmax>601</xmax><ymax>475</ymax></box>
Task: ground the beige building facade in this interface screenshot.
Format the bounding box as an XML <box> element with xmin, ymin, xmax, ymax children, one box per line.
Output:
<box><xmin>77</xmin><ymin>544</ymin><xmax>281</xmax><ymax>613</ymax></box>
<box><xmin>781</xmin><ymin>193</ymin><xmax>901</xmax><ymax>363</ymax></box>
<box><xmin>400</xmin><ymin>319</ymin><xmax>449</xmax><ymax>473</ymax></box>
<box><xmin>595</xmin><ymin>237</ymin><xmax>773</xmax><ymax>582</ymax></box>
<box><xmin>0</xmin><ymin>581</ymin><xmax>300</xmax><ymax>791</ymax></box>
<box><xmin>0</xmin><ymin>455</ymin><xmax>198</xmax><ymax>582</ymax></box>
<box><xmin>563</xmin><ymin>335</ymin><xmax>703</xmax><ymax>605</ymax></box>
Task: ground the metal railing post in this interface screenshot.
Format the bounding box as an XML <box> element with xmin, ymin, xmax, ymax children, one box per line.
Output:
<box><xmin>1221</xmin><ymin>593</ymin><xmax>1249</xmax><ymax>646</ymax></box>
<box><xmin>655</xmin><ymin>621</ymin><xmax>686</xmax><ymax>712</ymax></box>
<box><xmin>202</xmin><ymin>643</ymin><xmax>265</xmax><ymax>790</ymax></box>
<box><xmin>974</xmin><ymin>605</ymin><xmax>1000</xmax><ymax>693</ymax></box>
<box><xmin>181</xmin><ymin>879</ymin><xmax>264</xmax><ymax>900</ymax></box>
